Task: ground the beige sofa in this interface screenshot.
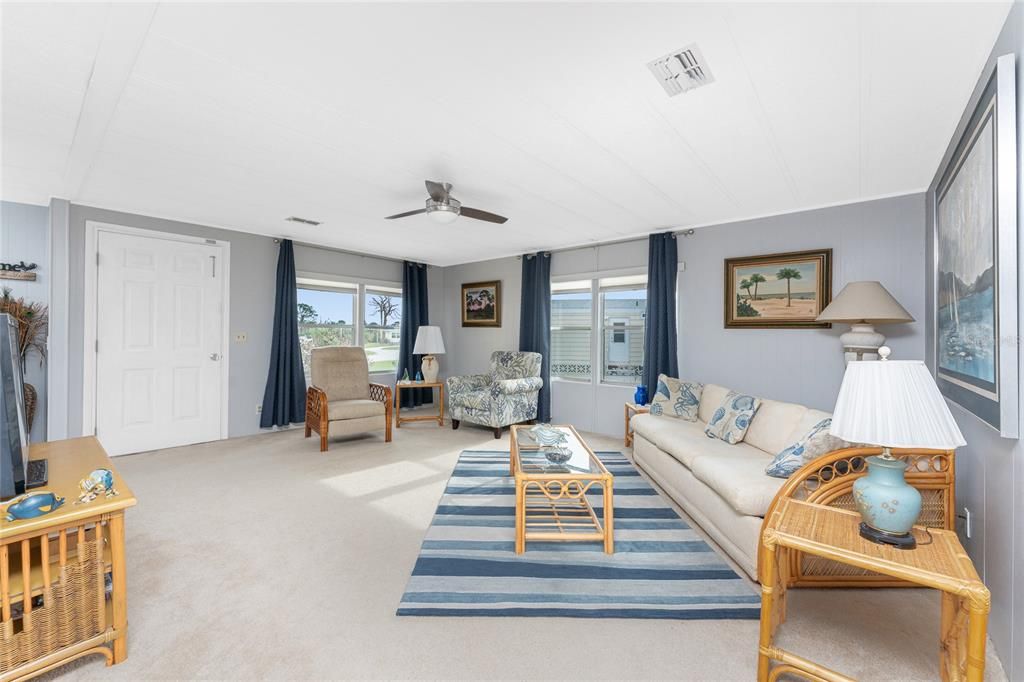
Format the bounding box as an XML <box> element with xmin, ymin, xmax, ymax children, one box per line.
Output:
<box><xmin>630</xmin><ymin>383</ymin><xmax>832</xmax><ymax>580</ymax></box>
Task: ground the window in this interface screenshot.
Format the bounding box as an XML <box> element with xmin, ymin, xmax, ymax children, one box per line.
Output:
<box><xmin>363</xmin><ymin>287</ymin><xmax>402</xmax><ymax>374</ymax></box>
<box><xmin>599</xmin><ymin>275</ymin><xmax>646</xmax><ymax>385</ymax></box>
<box><xmin>297</xmin><ymin>284</ymin><xmax>357</xmax><ymax>382</ymax></box>
<box><xmin>550</xmin><ymin>280</ymin><xmax>592</xmax><ymax>381</ymax></box>
<box><xmin>550</xmin><ymin>274</ymin><xmax>647</xmax><ymax>385</ymax></box>
<box><xmin>296</xmin><ymin>276</ymin><xmax>401</xmax><ymax>379</ymax></box>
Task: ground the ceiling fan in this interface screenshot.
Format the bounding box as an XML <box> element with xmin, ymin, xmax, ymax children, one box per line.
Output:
<box><xmin>385</xmin><ymin>180</ymin><xmax>508</xmax><ymax>225</ymax></box>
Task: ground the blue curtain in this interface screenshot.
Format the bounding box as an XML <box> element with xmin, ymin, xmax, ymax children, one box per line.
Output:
<box><xmin>260</xmin><ymin>239</ymin><xmax>307</xmax><ymax>427</ymax></box>
<box><xmin>642</xmin><ymin>233</ymin><xmax>679</xmax><ymax>397</ymax></box>
<box><xmin>519</xmin><ymin>252</ymin><xmax>551</xmax><ymax>422</ymax></box>
<box><xmin>397</xmin><ymin>261</ymin><xmax>432</xmax><ymax>408</ymax></box>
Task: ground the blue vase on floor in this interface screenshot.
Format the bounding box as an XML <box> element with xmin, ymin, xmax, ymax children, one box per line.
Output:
<box><xmin>634</xmin><ymin>385</ymin><xmax>648</xmax><ymax>406</ymax></box>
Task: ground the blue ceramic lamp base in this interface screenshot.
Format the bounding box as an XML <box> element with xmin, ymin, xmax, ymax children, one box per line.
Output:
<box><xmin>852</xmin><ymin>448</ymin><xmax>922</xmax><ymax>550</ymax></box>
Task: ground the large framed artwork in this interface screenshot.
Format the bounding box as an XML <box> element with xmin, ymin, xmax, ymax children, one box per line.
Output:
<box><xmin>724</xmin><ymin>249</ymin><xmax>832</xmax><ymax>329</ymax></box>
<box><xmin>933</xmin><ymin>54</ymin><xmax>1018</xmax><ymax>438</ymax></box>
<box><xmin>461</xmin><ymin>280</ymin><xmax>502</xmax><ymax>327</ymax></box>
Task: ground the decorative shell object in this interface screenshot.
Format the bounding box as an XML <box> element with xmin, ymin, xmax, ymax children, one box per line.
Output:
<box><xmin>5</xmin><ymin>491</ymin><xmax>65</xmax><ymax>522</ymax></box>
<box><xmin>543</xmin><ymin>447</ymin><xmax>573</xmax><ymax>465</ymax></box>
<box><xmin>76</xmin><ymin>468</ymin><xmax>118</xmax><ymax>504</ymax></box>
<box><xmin>529</xmin><ymin>424</ymin><xmax>568</xmax><ymax>447</ymax></box>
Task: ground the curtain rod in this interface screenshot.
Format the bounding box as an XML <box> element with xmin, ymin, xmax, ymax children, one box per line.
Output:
<box><xmin>272</xmin><ymin>237</ymin><xmax>431</xmax><ymax>267</ymax></box>
<box><xmin>517</xmin><ymin>228</ymin><xmax>696</xmax><ymax>259</ymax></box>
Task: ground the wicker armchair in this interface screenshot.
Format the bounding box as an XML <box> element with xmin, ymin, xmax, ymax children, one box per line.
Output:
<box><xmin>304</xmin><ymin>347</ymin><xmax>392</xmax><ymax>451</ymax></box>
<box><xmin>759</xmin><ymin>446</ymin><xmax>955</xmax><ymax>588</ymax></box>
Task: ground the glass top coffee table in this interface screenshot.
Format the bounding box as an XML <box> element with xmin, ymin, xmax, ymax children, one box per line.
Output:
<box><xmin>509</xmin><ymin>424</ymin><xmax>614</xmax><ymax>554</ymax></box>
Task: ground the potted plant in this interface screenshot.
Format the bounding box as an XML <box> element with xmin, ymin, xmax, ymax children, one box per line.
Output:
<box><xmin>0</xmin><ymin>287</ymin><xmax>48</xmax><ymax>431</ymax></box>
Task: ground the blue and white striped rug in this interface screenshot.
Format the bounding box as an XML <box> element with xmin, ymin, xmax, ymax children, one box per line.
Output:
<box><xmin>397</xmin><ymin>449</ymin><xmax>760</xmax><ymax>619</ymax></box>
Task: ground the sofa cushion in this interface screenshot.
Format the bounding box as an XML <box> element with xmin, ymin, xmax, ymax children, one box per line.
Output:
<box><xmin>704</xmin><ymin>391</ymin><xmax>761</xmax><ymax>444</ymax></box>
<box><xmin>631</xmin><ymin>413</ymin><xmax>763</xmax><ymax>469</ymax></box>
<box><xmin>649</xmin><ymin>375</ymin><xmax>703</xmax><ymax>420</ymax></box>
<box><xmin>744</xmin><ymin>399</ymin><xmax>808</xmax><ymax>455</ymax></box>
<box><xmin>328</xmin><ymin>399</ymin><xmax>386</xmax><ymax>421</ymax></box>
<box><xmin>765</xmin><ymin>416</ymin><xmax>848</xmax><ymax>478</ymax></box>
<box><xmin>784</xmin><ymin>408</ymin><xmax>834</xmax><ymax>443</ymax></box>
<box><xmin>690</xmin><ymin>452</ymin><xmax>786</xmax><ymax>517</ymax></box>
<box><xmin>698</xmin><ymin>384</ymin><xmax>730</xmax><ymax>423</ymax></box>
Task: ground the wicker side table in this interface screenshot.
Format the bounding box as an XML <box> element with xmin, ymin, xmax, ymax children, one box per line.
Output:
<box><xmin>623</xmin><ymin>403</ymin><xmax>649</xmax><ymax>447</ymax></box>
<box><xmin>759</xmin><ymin>499</ymin><xmax>989</xmax><ymax>682</ymax></box>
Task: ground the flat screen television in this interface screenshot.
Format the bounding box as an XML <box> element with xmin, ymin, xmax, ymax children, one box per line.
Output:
<box><xmin>1</xmin><ymin>312</ymin><xmax>29</xmax><ymax>501</ymax></box>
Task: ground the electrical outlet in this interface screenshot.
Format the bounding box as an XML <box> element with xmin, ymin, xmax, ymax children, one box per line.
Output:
<box><xmin>962</xmin><ymin>507</ymin><xmax>972</xmax><ymax>539</ymax></box>
<box><xmin>235</xmin><ymin>332</ymin><xmax>248</xmax><ymax>343</ymax></box>
<box><xmin>256</xmin><ymin>405</ymin><xmax>262</xmax><ymax>414</ymax></box>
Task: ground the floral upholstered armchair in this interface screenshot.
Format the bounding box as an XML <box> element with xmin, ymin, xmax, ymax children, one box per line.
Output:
<box><xmin>447</xmin><ymin>351</ymin><xmax>543</xmax><ymax>438</ymax></box>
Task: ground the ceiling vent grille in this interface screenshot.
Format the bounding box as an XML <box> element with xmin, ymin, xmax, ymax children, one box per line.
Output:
<box><xmin>285</xmin><ymin>216</ymin><xmax>321</xmax><ymax>226</ymax></box>
<box><xmin>647</xmin><ymin>44</ymin><xmax>714</xmax><ymax>97</ymax></box>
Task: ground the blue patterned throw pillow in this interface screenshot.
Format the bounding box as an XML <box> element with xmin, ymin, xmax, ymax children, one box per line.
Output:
<box><xmin>765</xmin><ymin>418</ymin><xmax>848</xmax><ymax>478</ymax></box>
<box><xmin>649</xmin><ymin>375</ymin><xmax>703</xmax><ymax>421</ymax></box>
<box><xmin>703</xmin><ymin>391</ymin><xmax>761</xmax><ymax>444</ymax></box>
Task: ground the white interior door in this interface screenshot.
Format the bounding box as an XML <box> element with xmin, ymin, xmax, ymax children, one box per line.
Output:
<box><xmin>95</xmin><ymin>231</ymin><xmax>226</xmax><ymax>455</ymax></box>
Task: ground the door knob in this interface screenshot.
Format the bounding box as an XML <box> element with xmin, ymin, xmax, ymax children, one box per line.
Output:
<box><xmin>210</xmin><ymin>353</ymin><xmax>221</xmax><ymax>361</ymax></box>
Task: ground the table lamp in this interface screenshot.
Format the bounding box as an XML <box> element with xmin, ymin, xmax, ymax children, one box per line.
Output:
<box><xmin>829</xmin><ymin>347</ymin><xmax>965</xmax><ymax>549</ymax></box>
<box><xmin>413</xmin><ymin>326</ymin><xmax>446</xmax><ymax>383</ymax></box>
<box><xmin>816</xmin><ymin>281</ymin><xmax>914</xmax><ymax>363</ymax></box>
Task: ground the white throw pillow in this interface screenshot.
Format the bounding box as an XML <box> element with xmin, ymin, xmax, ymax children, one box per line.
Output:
<box><xmin>704</xmin><ymin>391</ymin><xmax>761</xmax><ymax>444</ymax></box>
<box><xmin>765</xmin><ymin>418</ymin><xmax>849</xmax><ymax>478</ymax></box>
<box><xmin>649</xmin><ymin>375</ymin><xmax>703</xmax><ymax>421</ymax></box>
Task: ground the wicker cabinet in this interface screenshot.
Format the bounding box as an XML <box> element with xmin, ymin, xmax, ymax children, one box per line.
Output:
<box><xmin>1</xmin><ymin>437</ymin><xmax>136</xmax><ymax>680</ymax></box>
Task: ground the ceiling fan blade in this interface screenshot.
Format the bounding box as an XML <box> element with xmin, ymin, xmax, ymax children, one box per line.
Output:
<box><xmin>425</xmin><ymin>180</ymin><xmax>449</xmax><ymax>202</ymax></box>
<box><xmin>460</xmin><ymin>207</ymin><xmax>508</xmax><ymax>224</ymax></box>
<box><xmin>384</xmin><ymin>208</ymin><xmax>427</xmax><ymax>220</ymax></box>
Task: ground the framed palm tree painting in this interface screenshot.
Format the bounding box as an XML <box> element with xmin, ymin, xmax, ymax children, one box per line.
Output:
<box><xmin>724</xmin><ymin>249</ymin><xmax>832</xmax><ymax>328</ymax></box>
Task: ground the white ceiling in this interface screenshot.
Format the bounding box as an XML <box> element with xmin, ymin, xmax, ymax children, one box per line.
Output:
<box><xmin>1</xmin><ymin>2</ymin><xmax>1012</xmax><ymax>266</ymax></box>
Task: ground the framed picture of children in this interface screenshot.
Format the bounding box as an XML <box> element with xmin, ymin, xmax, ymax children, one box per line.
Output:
<box><xmin>461</xmin><ymin>280</ymin><xmax>502</xmax><ymax>327</ymax></box>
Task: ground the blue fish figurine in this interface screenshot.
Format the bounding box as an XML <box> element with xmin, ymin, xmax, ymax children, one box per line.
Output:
<box><xmin>5</xmin><ymin>492</ymin><xmax>65</xmax><ymax>522</ymax></box>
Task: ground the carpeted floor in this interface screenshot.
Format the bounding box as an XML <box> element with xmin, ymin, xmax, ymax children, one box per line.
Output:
<box><xmin>43</xmin><ymin>413</ymin><xmax>1007</xmax><ymax>680</ymax></box>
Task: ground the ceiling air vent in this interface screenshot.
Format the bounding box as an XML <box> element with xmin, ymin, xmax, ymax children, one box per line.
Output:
<box><xmin>285</xmin><ymin>216</ymin><xmax>321</xmax><ymax>226</ymax></box>
<box><xmin>647</xmin><ymin>44</ymin><xmax>714</xmax><ymax>97</ymax></box>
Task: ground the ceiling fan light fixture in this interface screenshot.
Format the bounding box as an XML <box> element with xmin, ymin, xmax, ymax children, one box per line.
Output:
<box><xmin>426</xmin><ymin>198</ymin><xmax>460</xmax><ymax>224</ymax></box>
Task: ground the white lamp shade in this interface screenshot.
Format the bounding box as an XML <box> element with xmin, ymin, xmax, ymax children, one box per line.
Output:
<box><xmin>830</xmin><ymin>359</ymin><xmax>966</xmax><ymax>449</ymax></box>
<box><xmin>413</xmin><ymin>325</ymin><xmax>446</xmax><ymax>355</ymax></box>
<box><xmin>816</xmin><ymin>281</ymin><xmax>915</xmax><ymax>324</ymax></box>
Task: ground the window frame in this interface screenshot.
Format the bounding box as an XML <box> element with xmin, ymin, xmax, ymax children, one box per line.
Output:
<box><xmin>296</xmin><ymin>271</ymin><xmax>402</xmax><ymax>377</ymax></box>
<box><xmin>550</xmin><ymin>268</ymin><xmax>647</xmax><ymax>388</ymax></box>
<box><xmin>550</xmin><ymin>280</ymin><xmax>595</xmax><ymax>383</ymax></box>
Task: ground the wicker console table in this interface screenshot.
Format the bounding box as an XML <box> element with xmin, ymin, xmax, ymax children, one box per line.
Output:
<box><xmin>759</xmin><ymin>499</ymin><xmax>989</xmax><ymax>682</ymax></box>
<box><xmin>0</xmin><ymin>437</ymin><xmax>136</xmax><ymax>681</ymax></box>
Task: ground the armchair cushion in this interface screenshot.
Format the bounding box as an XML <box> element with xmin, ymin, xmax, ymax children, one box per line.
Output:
<box><xmin>311</xmin><ymin>347</ymin><xmax>370</xmax><ymax>401</ymax></box>
<box><xmin>492</xmin><ymin>376</ymin><xmax>544</xmax><ymax>396</ymax></box>
<box><xmin>328</xmin><ymin>399</ymin><xmax>386</xmax><ymax>421</ymax></box>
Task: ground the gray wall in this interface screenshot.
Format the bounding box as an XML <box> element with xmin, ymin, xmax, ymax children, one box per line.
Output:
<box><xmin>924</xmin><ymin>4</ymin><xmax>1023</xmax><ymax>677</ymax></box>
<box><xmin>61</xmin><ymin>204</ymin><xmax>417</xmax><ymax>439</ymax></box>
<box><xmin>439</xmin><ymin>255</ymin><xmax>522</xmax><ymax>382</ymax></box>
<box><xmin>679</xmin><ymin>193</ymin><xmax>926</xmax><ymax>411</ymax></box>
<box><xmin>0</xmin><ymin>200</ymin><xmax>50</xmax><ymax>441</ymax></box>
<box><xmin>436</xmin><ymin>195</ymin><xmax>925</xmax><ymax>435</ymax></box>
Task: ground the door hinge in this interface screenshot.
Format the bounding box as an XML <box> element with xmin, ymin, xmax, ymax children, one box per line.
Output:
<box><xmin>210</xmin><ymin>255</ymin><xmax>216</xmax><ymax>278</ymax></box>
<box><xmin>95</xmin><ymin>339</ymin><xmax>98</xmax><ymax>353</ymax></box>
<box><xmin>96</xmin><ymin>252</ymin><xmax>100</xmax><ymax>266</ymax></box>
